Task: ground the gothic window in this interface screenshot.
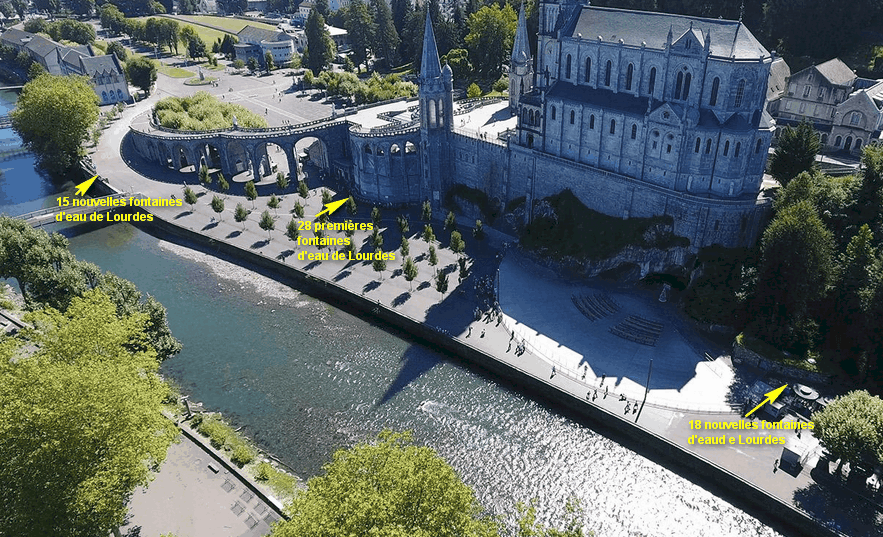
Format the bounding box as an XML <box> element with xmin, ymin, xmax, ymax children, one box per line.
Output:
<box><xmin>675</xmin><ymin>72</ymin><xmax>683</xmax><ymax>99</ymax></box>
<box><xmin>648</xmin><ymin>67</ymin><xmax>656</xmax><ymax>95</ymax></box>
<box><xmin>565</xmin><ymin>54</ymin><xmax>572</xmax><ymax>79</ymax></box>
<box><xmin>585</xmin><ymin>57</ymin><xmax>591</xmax><ymax>82</ymax></box>
<box><xmin>609</xmin><ymin>119</ymin><xmax>615</xmax><ymax>134</ymax></box>
<box><xmin>835</xmin><ymin>135</ymin><xmax>842</xmax><ymax>146</ymax></box>
<box><xmin>117</xmin><ymin>89</ymin><xmax>124</xmax><ymax>100</ymax></box>
<box><xmin>710</xmin><ymin>77</ymin><xmax>720</xmax><ymax>106</ymax></box>
<box><xmin>101</xmin><ymin>90</ymin><xmax>108</xmax><ymax>102</ymax></box>
<box><xmin>520</xmin><ymin>80</ymin><xmax>524</xmax><ymax>95</ymax></box>
<box><xmin>683</xmin><ymin>73</ymin><xmax>691</xmax><ymax>99</ymax></box>
<box><xmin>429</xmin><ymin>100</ymin><xmax>436</xmax><ymax>128</ymax></box>
<box><xmin>706</xmin><ymin>138</ymin><xmax>712</xmax><ymax>154</ymax></box>
<box><xmin>570</xmin><ymin>110</ymin><xmax>575</xmax><ymax>124</ymax></box>
<box><xmin>755</xmin><ymin>139</ymin><xmax>763</xmax><ymax>153</ymax></box>
<box><xmin>605</xmin><ymin>60</ymin><xmax>611</xmax><ymax>86</ymax></box>
<box><xmin>438</xmin><ymin>100</ymin><xmax>444</xmax><ymax>127</ymax></box>
<box><xmin>723</xmin><ymin>140</ymin><xmax>730</xmax><ymax>156</ymax></box>
<box><xmin>734</xmin><ymin>79</ymin><xmax>746</xmax><ymax>108</ymax></box>
<box><xmin>695</xmin><ymin>137</ymin><xmax>701</xmax><ymax>153</ymax></box>
<box><xmin>631</xmin><ymin>124</ymin><xmax>637</xmax><ymax>139</ymax></box>
<box><xmin>523</xmin><ymin>110</ymin><xmax>529</xmax><ymax>125</ymax></box>
<box><xmin>589</xmin><ymin>114</ymin><xmax>595</xmax><ymax>129</ymax></box>
<box><xmin>855</xmin><ymin>139</ymin><xmax>863</xmax><ymax>150</ymax></box>
<box><xmin>734</xmin><ymin>142</ymin><xmax>741</xmax><ymax>157</ymax></box>
<box><xmin>666</xmin><ymin>144</ymin><xmax>672</xmax><ymax>153</ymax></box>
<box><xmin>820</xmin><ymin>133</ymin><xmax>828</xmax><ymax>144</ymax></box>
<box><xmin>625</xmin><ymin>63</ymin><xmax>634</xmax><ymax>91</ymax></box>
<box><xmin>851</xmin><ymin>112</ymin><xmax>861</xmax><ymax>125</ymax></box>
<box><xmin>551</xmin><ymin>106</ymin><xmax>556</xmax><ymax>120</ymax></box>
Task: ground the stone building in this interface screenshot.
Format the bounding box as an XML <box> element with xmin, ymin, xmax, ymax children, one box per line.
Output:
<box><xmin>234</xmin><ymin>25</ymin><xmax>296</xmax><ymax>66</ymax></box>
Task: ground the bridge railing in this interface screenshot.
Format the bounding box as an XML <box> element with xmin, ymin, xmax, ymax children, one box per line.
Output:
<box><xmin>13</xmin><ymin>193</ymin><xmax>130</xmax><ymax>222</ymax></box>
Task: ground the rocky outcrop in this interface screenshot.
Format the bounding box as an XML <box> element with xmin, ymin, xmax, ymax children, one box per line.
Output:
<box><xmin>519</xmin><ymin>244</ymin><xmax>694</xmax><ymax>280</ymax></box>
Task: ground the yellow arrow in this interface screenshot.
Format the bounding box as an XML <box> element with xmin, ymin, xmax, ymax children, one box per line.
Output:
<box><xmin>74</xmin><ymin>175</ymin><xmax>98</xmax><ymax>196</ymax></box>
<box><xmin>314</xmin><ymin>197</ymin><xmax>349</xmax><ymax>219</ymax></box>
<box><xmin>744</xmin><ymin>384</ymin><xmax>788</xmax><ymax>418</ymax></box>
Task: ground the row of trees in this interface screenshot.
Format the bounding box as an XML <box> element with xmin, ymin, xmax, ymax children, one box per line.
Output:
<box><xmin>23</xmin><ymin>17</ymin><xmax>96</xmax><ymax>45</ymax></box>
<box><xmin>101</xmin><ymin>4</ymin><xmax>213</xmax><ymax>61</ymax></box>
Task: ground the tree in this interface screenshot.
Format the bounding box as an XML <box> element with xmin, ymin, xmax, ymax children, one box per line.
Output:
<box><xmin>314</xmin><ymin>0</ymin><xmax>329</xmax><ymax>17</ymax></box>
<box><xmin>27</xmin><ymin>61</ymin><xmax>46</xmax><ymax>82</ymax></box>
<box><xmin>403</xmin><ymin>256</ymin><xmax>418</xmax><ymax>291</ymax></box>
<box><xmin>107</xmin><ymin>41</ymin><xmax>128</xmax><ymax>62</ymax></box>
<box><xmin>125</xmin><ymin>55</ymin><xmax>157</xmax><ymax>96</ymax></box>
<box><xmin>247</xmin><ymin>56</ymin><xmax>259</xmax><ymax>74</ymax></box>
<box><xmin>232</xmin><ymin>58</ymin><xmax>245</xmax><ymax>70</ymax></box>
<box><xmin>264</xmin><ymin>51</ymin><xmax>275</xmax><ymax>73</ymax></box>
<box><xmin>183</xmin><ymin>186</ymin><xmax>197</xmax><ymax>211</ymax></box>
<box><xmin>218</xmin><ymin>172</ymin><xmax>230</xmax><ymax>194</ymax></box>
<box><xmin>856</xmin><ymin>144</ymin><xmax>883</xmax><ymax>232</ymax></box>
<box><xmin>467</xmin><ymin>82</ymin><xmax>482</xmax><ymax>98</ymax></box>
<box><xmin>465</xmin><ymin>3</ymin><xmax>517</xmax><ymax>78</ymax></box>
<box><xmin>235</xmin><ymin>202</ymin><xmax>248</xmax><ymax>230</ymax></box>
<box><xmin>458</xmin><ymin>256</ymin><xmax>469</xmax><ymax>282</ymax></box>
<box><xmin>298</xmin><ymin>179</ymin><xmax>309</xmax><ymax>199</ymax></box>
<box><xmin>268</xmin><ymin>193</ymin><xmax>281</xmax><ymax>215</ymax></box>
<box><xmin>0</xmin><ymin>291</ymin><xmax>178</xmax><ymax>537</ymax></box>
<box><xmin>748</xmin><ymin>200</ymin><xmax>835</xmax><ymax>351</ymax></box>
<box><xmin>101</xmin><ymin>4</ymin><xmax>126</xmax><ymax>35</ymax></box>
<box><xmin>371</xmin><ymin>227</ymin><xmax>384</xmax><ymax>249</ymax></box>
<box><xmin>346</xmin><ymin>196</ymin><xmax>358</xmax><ymax>216</ymax></box>
<box><xmin>210</xmin><ymin>195</ymin><xmax>225</xmax><ymax>220</ymax></box>
<box><xmin>768</xmin><ymin>121</ymin><xmax>819</xmax><ymax>187</ymax></box>
<box><xmin>372</xmin><ymin>252</ymin><xmax>387</xmax><ymax>280</ymax></box>
<box><xmin>473</xmin><ymin>219</ymin><xmax>484</xmax><ymax>240</ymax></box>
<box><xmin>259</xmin><ymin>210</ymin><xmax>275</xmax><ymax>240</ymax></box>
<box><xmin>435</xmin><ymin>269</ymin><xmax>449</xmax><ymax>298</ymax></box>
<box><xmin>276</xmin><ymin>171</ymin><xmax>289</xmax><ymax>191</ymax></box>
<box><xmin>441</xmin><ymin>48</ymin><xmax>472</xmax><ymax>81</ymax></box>
<box><xmin>270</xmin><ymin>431</ymin><xmax>499</xmax><ymax>537</ymax></box>
<box><xmin>371</xmin><ymin>0</ymin><xmax>399</xmax><ymax>66</ymax></box>
<box><xmin>423</xmin><ymin>223</ymin><xmax>435</xmax><ymax>243</ymax></box>
<box><xmin>422</xmin><ymin>199</ymin><xmax>432</xmax><ymax>222</ymax></box>
<box><xmin>397</xmin><ymin>214</ymin><xmax>409</xmax><ymax>234</ymax></box>
<box><xmin>813</xmin><ymin>391</ymin><xmax>883</xmax><ymax>472</ymax></box>
<box><xmin>428</xmin><ymin>244</ymin><xmax>438</xmax><ymax>273</ymax></box>
<box><xmin>450</xmin><ymin>230</ymin><xmax>465</xmax><ymax>256</ymax></box>
<box><xmin>293</xmin><ymin>200</ymin><xmax>305</xmax><ymax>218</ymax></box>
<box><xmin>445</xmin><ymin>210</ymin><xmax>456</xmax><ymax>231</ymax></box>
<box><xmin>400</xmin><ymin>236</ymin><xmax>409</xmax><ymax>257</ymax></box>
<box><xmin>346</xmin><ymin>0</ymin><xmax>375</xmax><ymax>71</ymax></box>
<box><xmin>286</xmin><ymin>217</ymin><xmax>300</xmax><ymax>244</ymax></box>
<box><xmin>390</xmin><ymin>0</ymin><xmax>409</xmax><ymax>37</ymax></box>
<box><xmin>304</xmin><ymin>9</ymin><xmax>335</xmax><ymax>74</ymax></box>
<box><xmin>371</xmin><ymin>205</ymin><xmax>381</xmax><ymax>225</ymax></box>
<box><xmin>245</xmin><ymin>180</ymin><xmax>258</xmax><ymax>208</ymax></box>
<box><xmin>11</xmin><ymin>74</ymin><xmax>99</xmax><ymax>176</ymax></box>
<box><xmin>199</xmin><ymin>164</ymin><xmax>211</xmax><ymax>185</ymax></box>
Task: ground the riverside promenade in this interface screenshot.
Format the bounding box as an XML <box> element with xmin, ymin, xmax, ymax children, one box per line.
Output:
<box><xmin>89</xmin><ymin>93</ymin><xmax>880</xmax><ymax>537</ymax></box>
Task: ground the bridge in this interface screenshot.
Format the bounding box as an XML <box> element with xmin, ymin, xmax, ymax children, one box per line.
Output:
<box><xmin>14</xmin><ymin>193</ymin><xmax>137</xmax><ymax>227</ymax></box>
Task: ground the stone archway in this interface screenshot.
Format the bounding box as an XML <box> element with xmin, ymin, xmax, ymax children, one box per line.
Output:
<box><xmin>159</xmin><ymin>144</ymin><xmax>173</xmax><ymax>169</ymax></box>
<box><xmin>255</xmin><ymin>142</ymin><xmax>290</xmax><ymax>181</ymax></box>
<box><xmin>226</xmin><ymin>140</ymin><xmax>253</xmax><ymax>181</ymax></box>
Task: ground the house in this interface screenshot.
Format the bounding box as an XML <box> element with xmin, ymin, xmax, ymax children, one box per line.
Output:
<box><xmin>234</xmin><ymin>25</ymin><xmax>296</xmax><ymax>66</ymax></box>
<box><xmin>765</xmin><ymin>55</ymin><xmax>790</xmax><ymax>115</ymax></box>
<box><xmin>327</xmin><ymin>25</ymin><xmax>348</xmax><ymax>51</ymax></box>
<box><xmin>79</xmin><ymin>54</ymin><xmax>131</xmax><ymax>105</ymax></box>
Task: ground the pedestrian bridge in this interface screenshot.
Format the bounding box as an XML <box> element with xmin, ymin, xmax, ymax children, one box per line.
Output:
<box><xmin>14</xmin><ymin>192</ymin><xmax>137</xmax><ymax>227</ymax></box>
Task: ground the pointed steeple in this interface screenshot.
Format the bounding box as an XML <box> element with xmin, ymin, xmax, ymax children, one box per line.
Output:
<box><xmin>420</xmin><ymin>10</ymin><xmax>442</xmax><ymax>80</ymax></box>
<box><xmin>511</xmin><ymin>2</ymin><xmax>531</xmax><ymax>66</ymax></box>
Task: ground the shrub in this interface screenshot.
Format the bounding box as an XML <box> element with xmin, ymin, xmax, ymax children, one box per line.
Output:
<box><xmin>467</xmin><ymin>83</ymin><xmax>481</xmax><ymax>98</ymax></box>
<box><xmin>255</xmin><ymin>461</ymin><xmax>272</xmax><ymax>481</ymax></box>
<box><xmin>493</xmin><ymin>76</ymin><xmax>508</xmax><ymax>93</ymax></box>
<box><xmin>154</xmin><ymin>92</ymin><xmax>267</xmax><ymax>131</ymax></box>
<box><xmin>231</xmin><ymin>444</ymin><xmax>255</xmax><ymax>467</ymax></box>
<box><xmin>197</xmin><ymin>418</ymin><xmax>230</xmax><ymax>448</ymax></box>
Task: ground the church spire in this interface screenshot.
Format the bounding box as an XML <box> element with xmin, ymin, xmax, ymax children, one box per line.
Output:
<box><xmin>511</xmin><ymin>2</ymin><xmax>530</xmax><ymax>66</ymax></box>
<box><xmin>508</xmin><ymin>1</ymin><xmax>534</xmax><ymax>110</ymax></box>
<box><xmin>420</xmin><ymin>10</ymin><xmax>442</xmax><ymax>80</ymax></box>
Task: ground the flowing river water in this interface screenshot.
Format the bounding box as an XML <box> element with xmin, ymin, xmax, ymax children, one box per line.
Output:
<box><xmin>0</xmin><ymin>88</ymin><xmax>785</xmax><ymax>536</ymax></box>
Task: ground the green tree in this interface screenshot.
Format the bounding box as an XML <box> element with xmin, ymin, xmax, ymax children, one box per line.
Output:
<box><xmin>27</xmin><ymin>61</ymin><xmax>45</xmax><ymax>81</ymax></box>
<box><xmin>270</xmin><ymin>431</ymin><xmax>498</xmax><ymax>537</ymax></box>
<box><xmin>286</xmin><ymin>217</ymin><xmax>300</xmax><ymax>244</ymax></box>
<box><xmin>372</xmin><ymin>252</ymin><xmax>387</xmax><ymax>280</ymax></box>
<box><xmin>245</xmin><ymin>180</ymin><xmax>258</xmax><ymax>208</ymax></box>
<box><xmin>199</xmin><ymin>163</ymin><xmax>211</xmax><ymax>185</ymax></box>
<box><xmin>218</xmin><ymin>172</ymin><xmax>230</xmax><ymax>194</ymax></box>
<box><xmin>467</xmin><ymin>82</ymin><xmax>482</xmax><ymax>98</ymax></box>
<box><xmin>515</xmin><ymin>497</ymin><xmax>593</xmax><ymax>537</ymax></box>
<box><xmin>107</xmin><ymin>41</ymin><xmax>128</xmax><ymax>61</ymax></box>
<box><xmin>232</xmin><ymin>58</ymin><xmax>245</xmax><ymax>70</ymax></box>
<box><xmin>294</xmin><ymin>200</ymin><xmax>305</xmax><ymax>218</ymax></box>
<box><xmin>428</xmin><ymin>244</ymin><xmax>438</xmax><ymax>273</ymax></box>
<box><xmin>435</xmin><ymin>269</ymin><xmax>448</xmax><ymax>298</ymax></box>
<box><xmin>421</xmin><ymin>199</ymin><xmax>432</xmax><ymax>222</ymax></box>
<box><xmin>247</xmin><ymin>56</ymin><xmax>259</xmax><ymax>73</ymax></box>
<box><xmin>125</xmin><ymin>55</ymin><xmax>157</xmax><ymax>96</ymax></box>
<box><xmin>423</xmin><ymin>223</ymin><xmax>435</xmax><ymax>243</ymax></box>
<box><xmin>400</xmin><ymin>236</ymin><xmax>409</xmax><ymax>257</ymax></box>
<box><xmin>100</xmin><ymin>4</ymin><xmax>126</xmax><ymax>35</ymax></box>
<box><xmin>768</xmin><ymin>121</ymin><xmax>819</xmax><ymax>187</ymax></box>
<box><xmin>473</xmin><ymin>219</ymin><xmax>484</xmax><ymax>240</ymax></box>
<box><xmin>748</xmin><ymin>200</ymin><xmax>835</xmax><ymax>351</ymax></box>
<box><xmin>445</xmin><ymin>210</ymin><xmax>456</xmax><ymax>231</ymax></box>
<box><xmin>371</xmin><ymin>227</ymin><xmax>384</xmax><ymax>249</ymax></box>
<box><xmin>234</xmin><ymin>202</ymin><xmax>248</xmax><ymax>230</ymax></box>
<box><xmin>371</xmin><ymin>0</ymin><xmax>399</xmax><ymax>66</ymax></box>
<box><xmin>856</xmin><ymin>144</ymin><xmax>883</xmax><ymax>232</ymax></box>
<box><xmin>11</xmin><ymin>74</ymin><xmax>99</xmax><ymax>176</ymax></box>
<box><xmin>264</xmin><ymin>51</ymin><xmax>275</xmax><ymax>72</ymax></box>
<box><xmin>210</xmin><ymin>194</ymin><xmax>225</xmax><ymax>220</ymax></box>
<box><xmin>298</xmin><ymin>179</ymin><xmax>309</xmax><ymax>199</ymax></box>
<box><xmin>0</xmin><ymin>291</ymin><xmax>178</xmax><ymax>537</ymax></box>
<box><xmin>346</xmin><ymin>196</ymin><xmax>358</xmax><ymax>216</ymax></box>
<box><xmin>465</xmin><ymin>3</ymin><xmax>517</xmax><ymax>78</ymax></box>
<box><xmin>813</xmin><ymin>390</ymin><xmax>883</xmax><ymax>472</ymax></box>
<box><xmin>346</xmin><ymin>0</ymin><xmax>375</xmax><ymax>71</ymax></box>
<box><xmin>441</xmin><ymin>48</ymin><xmax>472</xmax><ymax>81</ymax></box>
<box><xmin>371</xmin><ymin>205</ymin><xmax>381</xmax><ymax>225</ymax></box>
<box><xmin>397</xmin><ymin>214</ymin><xmax>409</xmax><ymax>234</ymax></box>
<box><xmin>304</xmin><ymin>9</ymin><xmax>335</xmax><ymax>74</ymax></box>
<box><xmin>268</xmin><ymin>193</ymin><xmax>280</xmax><ymax>215</ymax></box>
<box><xmin>276</xmin><ymin>171</ymin><xmax>289</xmax><ymax>191</ymax></box>
<box><xmin>183</xmin><ymin>185</ymin><xmax>197</xmax><ymax>211</ymax></box>
<box><xmin>403</xmin><ymin>255</ymin><xmax>418</xmax><ymax>290</ymax></box>
<box><xmin>450</xmin><ymin>230</ymin><xmax>465</xmax><ymax>256</ymax></box>
<box><xmin>259</xmin><ymin>210</ymin><xmax>275</xmax><ymax>240</ymax></box>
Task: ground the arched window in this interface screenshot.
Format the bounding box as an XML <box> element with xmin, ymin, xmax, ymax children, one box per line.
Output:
<box><xmin>683</xmin><ymin>73</ymin><xmax>691</xmax><ymax>99</ymax></box>
<box><xmin>755</xmin><ymin>139</ymin><xmax>763</xmax><ymax>153</ymax></box>
<box><xmin>589</xmin><ymin>114</ymin><xmax>595</xmax><ymax>129</ymax></box>
<box><xmin>428</xmin><ymin>99</ymin><xmax>436</xmax><ymax>128</ymax></box>
<box><xmin>438</xmin><ymin>100</ymin><xmax>444</xmax><ymax>126</ymax></box>
<box><xmin>648</xmin><ymin>67</ymin><xmax>656</xmax><ymax>95</ymax></box>
<box><xmin>631</xmin><ymin>124</ymin><xmax>637</xmax><ymax>139</ymax></box>
<box><xmin>723</xmin><ymin>140</ymin><xmax>730</xmax><ymax>156</ymax></box>
<box><xmin>706</xmin><ymin>138</ymin><xmax>712</xmax><ymax>154</ymax></box>
<box><xmin>604</xmin><ymin>60</ymin><xmax>612</xmax><ymax>86</ymax></box>
<box><xmin>585</xmin><ymin>57</ymin><xmax>591</xmax><ymax>83</ymax></box>
<box><xmin>821</xmin><ymin>133</ymin><xmax>828</xmax><ymax>144</ymax></box>
<box><xmin>117</xmin><ymin>89</ymin><xmax>124</xmax><ymax>100</ymax></box>
<box><xmin>710</xmin><ymin>77</ymin><xmax>720</xmax><ymax>106</ymax></box>
<box><xmin>570</xmin><ymin>110</ymin><xmax>575</xmax><ymax>124</ymax></box>
<box><xmin>734</xmin><ymin>142</ymin><xmax>741</xmax><ymax>157</ymax></box>
<box><xmin>609</xmin><ymin>119</ymin><xmax>616</xmax><ymax>134</ymax></box>
<box><xmin>625</xmin><ymin>63</ymin><xmax>634</xmax><ymax>91</ymax></box>
<box><xmin>855</xmin><ymin>139</ymin><xmax>863</xmax><ymax>150</ymax></box>
<box><xmin>675</xmin><ymin>72</ymin><xmax>683</xmax><ymax>100</ymax></box>
<box><xmin>524</xmin><ymin>109</ymin><xmax>530</xmax><ymax>125</ymax></box>
<box><xmin>834</xmin><ymin>135</ymin><xmax>842</xmax><ymax>147</ymax></box>
<box><xmin>364</xmin><ymin>144</ymin><xmax>372</xmax><ymax>154</ymax></box>
<box><xmin>551</xmin><ymin>106</ymin><xmax>556</xmax><ymax>120</ymax></box>
<box><xmin>695</xmin><ymin>137</ymin><xmax>701</xmax><ymax>153</ymax></box>
<box><xmin>734</xmin><ymin>79</ymin><xmax>746</xmax><ymax>108</ymax></box>
<box><xmin>101</xmin><ymin>91</ymin><xmax>108</xmax><ymax>102</ymax></box>
<box><xmin>565</xmin><ymin>54</ymin><xmax>572</xmax><ymax>79</ymax></box>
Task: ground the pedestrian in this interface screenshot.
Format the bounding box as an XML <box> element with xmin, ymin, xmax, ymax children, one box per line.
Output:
<box><xmin>633</xmin><ymin>404</ymin><xmax>638</xmax><ymax>414</ymax></box>
<box><xmin>625</xmin><ymin>403</ymin><xmax>631</xmax><ymax>414</ymax></box>
<box><xmin>773</xmin><ymin>459</ymin><xmax>779</xmax><ymax>473</ymax></box>
<box><xmin>601</xmin><ymin>374</ymin><xmax>606</xmax><ymax>386</ymax></box>
<box><xmin>481</xmin><ymin>329</ymin><xmax>485</xmax><ymax>338</ymax></box>
<box><xmin>551</xmin><ymin>366</ymin><xmax>556</xmax><ymax>379</ymax></box>
<box><xmin>619</xmin><ymin>394</ymin><xmax>626</xmax><ymax>401</ymax></box>
<box><xmin>467</xmin><ymin>326</ymin><xmax>472</xmax><ymax>337</ymax></box>
<box><xmin>510</xmin><ymin>332</ymin><xmax>514</xmax><ymax>342</ymax></box>
<box><xmin>507</xmin><ymin>342</ymin><xmax>512</xmax><ymax>353</ymax></box>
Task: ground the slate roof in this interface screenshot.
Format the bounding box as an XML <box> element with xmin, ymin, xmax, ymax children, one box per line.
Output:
<box><xmin>0</xmin><ymin>28</ymin><xmax>33</xmax><ymax>48</ymax></box>
<box><xmin>566</xmin><ymin>7</ymin><xmax>768</xmax><ymax>60</ymax></box>
<box><xmin>546</xmin><ymin>81</ymin><xmax>649</xmax><ymax>116</ymax></box>
<box><xmin>25</xmin><ymin>35</ymin><xmax>58</xmax><ymax>58</ymax></box>
<box><xmin>767</xmin><ymin>57</ymin><xmax>790</xmax><ymax>101</ymax></box>
<box><xmin>237</xmin><ymin>25</ymin><xmax>281</xmax><ymax>44</ymax></box>
<box><xmin>79</xmin><ymin>54</ymin><xmax>123</xmax><ymax>76</ymax></box>
<box><xmin>814</xmin><ymin>58</ymin><xmax>855</xmax><ymax>86</ymax></box>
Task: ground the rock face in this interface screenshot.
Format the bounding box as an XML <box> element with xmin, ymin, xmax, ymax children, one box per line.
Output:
<box><xmin>573</xmin><ymin>245</ymin><xmax>694</xmax><ymax>279</ymax></box>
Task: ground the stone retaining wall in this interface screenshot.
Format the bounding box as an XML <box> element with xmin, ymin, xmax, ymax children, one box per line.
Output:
<box><xmin>732</xmin><ymin>342</ymin><xmax>834</xmax><ymax>385</ymax></box>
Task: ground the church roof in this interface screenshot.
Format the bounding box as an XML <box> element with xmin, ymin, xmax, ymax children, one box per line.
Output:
<box><xmin>511</xmin><ymin>3</ymin><xmax>530</xmax><ymax>65</ymax></box>
<box><xmin>566</xmin><ymin>7</ymin><xmax>768</xmax><ymax>60</ymax></box>
<box><xmin>420</xmin><ymin>10</ymin><xmax>441</xmax><ymax>79</ymax></box>
<box><xmin>546</xmin><ymin>81</ymin><xmax>648</xmax><ymax>116</ymax></box>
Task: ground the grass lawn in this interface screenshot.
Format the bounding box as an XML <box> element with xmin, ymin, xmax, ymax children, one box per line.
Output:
<box><xmin>176</xmin><ymin>14</ymin><xmax>277</xmax><ymax>33</ymax></box>
<box><xmin>132</xmin><ymin>16</ymin><xmax>230</xmax><ymax>54</ymax></box>
<box><xmin>156</xmin><ymin>62</ymin><xmax>195</xmax><ymax>78</ymax></box>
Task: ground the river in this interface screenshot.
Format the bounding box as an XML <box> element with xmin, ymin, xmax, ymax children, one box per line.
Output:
<box><xmin>0</xmin><ymin>88</ymin><xmax>784</xmax><ymax>537</ymax></box>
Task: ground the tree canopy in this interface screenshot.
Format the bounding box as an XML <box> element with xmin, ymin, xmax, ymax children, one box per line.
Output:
<box><xmin>11</xmin><ymin>74</ymin><xmax>99</xmax><ymax>175</ymax></box>
<box><xmin>768</xmin><ymin>121</ymin><xmax>819</xmax><ymax>187</ymax></box>
<box><xmin>465</xmin><ymin>3</ymin><xmax>517</xmax><ymax>78</ymax></box>
<box><xmin>813</xmin><ymin>391</ymin><xmax>883</xmax><ymax>469</ymax></box>
<box><xmin>304</xmin><ymin>9</ymin><xmax>335</xmax><ymax>75</ymax></box>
